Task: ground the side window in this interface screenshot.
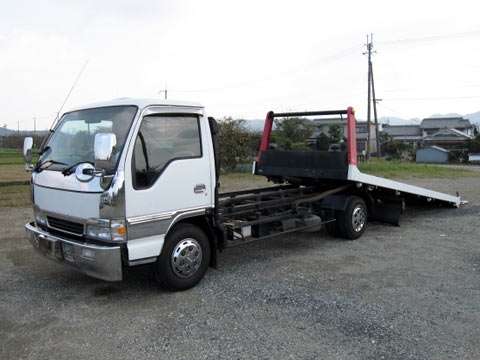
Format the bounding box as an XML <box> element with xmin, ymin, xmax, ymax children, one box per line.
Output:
<box><xmin>132</xmin><ymin>115</ymin><xmax>202</xmax><ymax>189</ymax></box>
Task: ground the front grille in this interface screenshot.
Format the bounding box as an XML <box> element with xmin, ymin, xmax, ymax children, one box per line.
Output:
<box><xmin>47</xmin><ymin>216</ymin><xmax>84</xmax><ymax>236</ymax></box>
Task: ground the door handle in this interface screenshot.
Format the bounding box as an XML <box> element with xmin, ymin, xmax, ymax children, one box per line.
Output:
<box><xmin>194</xmin><ymin>184</ymin><xmax>206</xmax><ymax>193</ymax></box>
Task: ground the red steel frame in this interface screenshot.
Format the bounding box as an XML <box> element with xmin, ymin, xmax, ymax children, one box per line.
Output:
<box><xmin>256</xmin><ymin>107</ymin><xmax>358</xmax><ymax>165</ymax></box>
<box><xmin>346</xmin><ymin>107</ymin><xmax>357</xmax><ymax>165</ymax></box>
<box><xmin>257</xmin><ymin>111</ymin><xmax>275</xmax><ymax>156</ymax></box>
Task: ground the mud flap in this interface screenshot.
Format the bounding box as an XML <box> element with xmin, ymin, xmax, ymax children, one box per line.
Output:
<box><xmin>369</xmin><ymin>199</ymin><xmax>403</xmax><ymax>226</ymax></box>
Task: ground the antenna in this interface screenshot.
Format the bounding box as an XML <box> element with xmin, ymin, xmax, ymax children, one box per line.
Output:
<box><xmin>54</xmin><ymin>60</ymin><xmax>89</xmax><ymax>123</ymax></box>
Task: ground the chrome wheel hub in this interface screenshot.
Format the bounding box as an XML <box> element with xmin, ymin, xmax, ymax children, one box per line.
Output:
<box><xmin>171</xmin><ymin>238</ymin><xmax>202</xmax><ymax>278</ymax></box>
<box><xmin>352</xmin><ymin>206</ymin><xmax>366</xmax><ymax>232</ymax></box>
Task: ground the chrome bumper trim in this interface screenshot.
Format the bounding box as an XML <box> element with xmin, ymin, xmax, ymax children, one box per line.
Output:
<box><xmin>25</xmin><ymin>222</ymin><xmax>123</xmax><ymax>281</ymax></box>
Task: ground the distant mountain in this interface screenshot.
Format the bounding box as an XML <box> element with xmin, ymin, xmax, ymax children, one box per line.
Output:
<box><xmin>379</xmin><ymin>116</ymin><xmax>421</xmax><ymax>125</ymax></box>
<box><xmin>243</xmin><ymin>119</ymin><xmax>267</xmax><ymax>132</ymax></box>
<box><xmin>0</xmin><ymin>128</ymin><xmax>48</xmax><ymax>137</ymax></box>
<box><xmin>429</xmin><ymin>113</ymin><xmax>462</xmax><ymax>118</ymax></box>
<box><xmin>0</xmin><ymin>127</ymin><xmax>14</xmax><ymax>136</ymax></box>
<box><xmin>464</xmin><ymin>111</ymin><xmax>480</xmax><ymax>125</ymax></box>
<box><xmin>379</xmin><ymin>111</ymin><xmax>480</xmax><ymax>127</ymax></box>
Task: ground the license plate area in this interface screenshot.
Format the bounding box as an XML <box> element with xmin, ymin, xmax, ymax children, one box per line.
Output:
<box><xmin>36</xmin><ymin>235</ymin><xmax>63</xmax><ymax>260</ymax></box>
<box><xmin>38</xmin><ymin>237</ymin><xmax>52</xmax><ymax>252</ymax></box>
<box><xmin>62</xmin><ymin>243</ymin><xmax>75</xmax><ymax>262</ymax></box>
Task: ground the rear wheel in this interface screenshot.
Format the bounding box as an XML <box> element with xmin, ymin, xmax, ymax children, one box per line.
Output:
<box><xmin>336</xmin><ymin>196</ymin><xmax>368</xmax><ymax>240</ymax></box>
<box><xmin>155</xmin><ymin>224</ymin><xmax>210</xmax><ymax>291</ymax></box>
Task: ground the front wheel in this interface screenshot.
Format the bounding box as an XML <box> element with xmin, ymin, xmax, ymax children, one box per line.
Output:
<box><xmin>154</xmin><ymin>224</ymin><xmax>211</xmax><ymax>291</ymax></box>
<box><xmin>336</xmin><ymin>196</ymin><xmax>368</xmax><ymax>240</ymax></box>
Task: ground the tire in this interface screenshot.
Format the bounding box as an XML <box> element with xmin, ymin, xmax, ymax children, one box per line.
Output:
<box><xmin>155</xmin><ymin>224</ymin><xmax>211</xmax><ymax>291</ymax></box>
<box><xmin>336</xmin><ymin>196</ymin><xmax>368</xmax><ymax>240</ymax></box>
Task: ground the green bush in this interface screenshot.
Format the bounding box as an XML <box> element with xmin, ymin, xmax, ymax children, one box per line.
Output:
<box><xmin>217</xmin><ymin>118</ymin><xmax>259</xmax><ymax>171</ymax></box>
<box><xmin>271</xmin><ymin>117</ymin><xmax>314</xmax><ymax>150</ymax></box>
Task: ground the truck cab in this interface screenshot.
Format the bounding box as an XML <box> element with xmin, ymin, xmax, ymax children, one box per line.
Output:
<box><xmin>25</xmin><ymin>98</ymin><xmax>218</xmax><ymax>290</ymax></box>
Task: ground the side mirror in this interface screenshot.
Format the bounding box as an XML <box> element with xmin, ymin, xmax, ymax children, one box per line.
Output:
<box><xmin>23</xmin><ymin>137</ymin><xmax>33</xmax><ymax>164</ymax></box>
<box><xmin>94</xmin><ymin>133</ymin><xmax>116</xmax><ymax>161</ymax></box>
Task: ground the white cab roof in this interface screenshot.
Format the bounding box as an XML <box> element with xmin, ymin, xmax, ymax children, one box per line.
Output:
<box><xmin>65</xmin><ymin>97</ymin><xmax>203</xmax><ymax>113</ymax></box>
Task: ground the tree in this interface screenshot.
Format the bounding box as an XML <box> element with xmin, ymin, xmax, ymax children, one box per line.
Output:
<box><xmin>328</xmin><ymin>124</ymin><xmax>342</xmax><ymax>144</ymax></box>
<box><xmin>272</xmin><ymin>117</ymin><xmax>315</xmax><ymax>150</ymax></box>
<box><xmin>315</xmin><ymin>133</ymin><xmax>330</xmax><ymax>151</ymax></box>
<box><xmin>217</xmin><ymin>117</ymin><xmax>253</xmax><ymax>171</ymax></box>
<box><xmin>382</xmin><ymin>139</ymin><xmax>413</xmax><ymax>160</ymax></box>
<box><xmin>467</xmin><ymin>133</ymin><xmax>480</xmax><ymax>153</ymax></box>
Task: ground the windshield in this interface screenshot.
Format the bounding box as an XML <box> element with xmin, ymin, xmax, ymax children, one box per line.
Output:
<box><xmin>39</xmin><ymin>105</ymin><xmax>137</xmax><ymax>173</ymax></box>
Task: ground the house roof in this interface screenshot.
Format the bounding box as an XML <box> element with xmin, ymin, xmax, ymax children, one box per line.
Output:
<box><xmin>382</xmin><ymin>125</ymin><xmax>422</xmax><ymax>137</ymax></box>
<box><xmin>416</xmin><ymin>146</ymin><xmax>449</xmax><ymax>156</ymax></box>
<box><xmin>424</xmin><ymin>128</ymin><xmax>473</xmax><ymax>141</ymax></box>
<box><xmin>428</xmin><ymin>145</ymin><xmax>449</xmax><ymax>153</ymax></box>
<box><xmin>420</xmin><ymin>117</ymin><xmax>472</xmax><ymax>129</ymax></box>
<box><xmin>312</xmin><ymin>117</ymin><xmax>345</xmax><ymax>125</ymax></box>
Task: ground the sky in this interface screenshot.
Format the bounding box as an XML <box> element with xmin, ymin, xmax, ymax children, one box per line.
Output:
<box><xmin>1</xmin><ymin>0</ymin><xmax>480</xmax><ymax>130</ymax></box>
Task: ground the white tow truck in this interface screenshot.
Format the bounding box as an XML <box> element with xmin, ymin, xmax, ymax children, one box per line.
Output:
<box><xmin>23</xmin><ymin>98</ymin><xmax>463</xmax><ymax>290</ymax></box>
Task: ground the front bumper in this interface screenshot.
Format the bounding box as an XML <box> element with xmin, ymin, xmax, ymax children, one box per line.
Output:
<box><xmin>25</xmin><ymin>222</ymin><xmax>123</xmax><ymax>281</ymax></box>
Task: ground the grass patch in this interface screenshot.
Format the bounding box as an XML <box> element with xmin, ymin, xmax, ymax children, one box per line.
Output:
<box><xmin>0</xmin><ymin>156</ymin><xmax>26</xmax><ymax>165</ymax></box>
<box><xmin>0</xmin><ymin>184</ymin><xmax>31</xmax><ymax>207</ymax></box>
<box><xmin>0</xmin><ymin>164</ymin><xmax>30</xmax><ymax>183</ymax></box>
<box><xmin>220</xmin><ymin>172</ymin><xmax>270</xmax><ymax>192</ymax></box>
<box><xmin>0</xmin><ymin>148</ymin><xmax>38</xmax><ymax>165</ymax></box>
<box><xmin>0</xmin><ymin>148</ymin><xmax>21</xmax><ymax>154</ymax></box>
<box><xmin>358</xmin><ymin>159</ymin><xmax>475</xmax><ymax>179</ymax></box>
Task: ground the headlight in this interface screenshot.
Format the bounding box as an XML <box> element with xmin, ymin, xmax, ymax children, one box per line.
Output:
<box><xmin>86</xmin><ymin>219</ymin><xmax>127</xmax><ymax>242</ymax></box>
<box><xmin>34</xmin><ymin>210</ymin><xmax>47</xmax><ymax>226</ymax></box>
<box><xmin>86</xmin><ymin>222</ymin><xmax>111</xmax><ymax>241</ymax></box>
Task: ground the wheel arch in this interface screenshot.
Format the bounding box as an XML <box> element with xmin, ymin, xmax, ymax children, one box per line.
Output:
<box><xmin>166</xmin><ymin>213</ymin><xmax>218</xmax><ymax>268</ymax></box>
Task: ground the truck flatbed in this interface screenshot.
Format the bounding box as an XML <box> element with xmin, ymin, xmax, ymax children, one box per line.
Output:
<box><xmin>254</xmin><ymin>107</ymin><xmax>463</xmax><ymax>208</ymax></box>
<box><xmin>347</xmin><ymin>165</ymin><xmax>461</xmax><ymax>207</ymax></box>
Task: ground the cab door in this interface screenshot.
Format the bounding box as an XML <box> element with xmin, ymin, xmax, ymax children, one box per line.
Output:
<box><xmin>124</xmin><ymin>110</ymin><xmax>213</xmax><ymax>225</ymax></box>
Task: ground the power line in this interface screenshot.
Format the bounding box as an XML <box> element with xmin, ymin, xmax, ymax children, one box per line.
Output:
<box><xmin>384</xmin><ymin>95</ymin><xmax>480</xmax><ymax>101</ymax></box>
<box><xmin>167</xmin><ymin>30</ymin><xmax>480</xmax><ymax>98</ymax></box>
<box><xmin>380</xmin><ymin>29</ymin><xmax>480</xmax><ymax>46</ymax></box>
<box><xmin>169</xmin><ymin>45</ymin><xmax>361</xmax><ymax>95</ymax></box>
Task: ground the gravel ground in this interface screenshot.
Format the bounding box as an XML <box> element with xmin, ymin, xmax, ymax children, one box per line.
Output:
<box><xmin>1</xmin><ymin>175</ymin><xmax>479</xmax><ymax>359</ymax></box>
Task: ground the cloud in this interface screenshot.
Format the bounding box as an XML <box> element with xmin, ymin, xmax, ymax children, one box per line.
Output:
<box><xmin>1</xmin><ymin>0</ymin><xmax>480</xmax><ymax>129</ymax></box>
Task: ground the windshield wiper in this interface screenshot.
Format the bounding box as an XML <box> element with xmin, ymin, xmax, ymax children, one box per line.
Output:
<box><xmin>34</xmin><ymin>159</ymin><xmax>68</xmax><ymax>173</ymax></box>
<box><xmin>62</xmin><ymin>161</ymin><xmax>94</xmax><ymax>176</ymax></box>
<box><xmin>38</xmin><ymin>145</ymin><xmax>51</xmax><ymax>156</ymax></box>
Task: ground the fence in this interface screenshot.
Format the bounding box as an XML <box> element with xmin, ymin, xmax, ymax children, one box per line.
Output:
<box><xmin>0</xmin><ymin>134</ymin><xmax>47</xmax><ymax>150</ymax></box>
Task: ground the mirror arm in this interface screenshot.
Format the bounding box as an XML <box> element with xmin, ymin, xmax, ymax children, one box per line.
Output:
<box><xmin>82</xmin><ymin>168</ymin><xmax>105</xmax><ymax>177</ymax></box>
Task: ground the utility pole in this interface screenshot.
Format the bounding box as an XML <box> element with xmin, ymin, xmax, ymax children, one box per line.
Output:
<box><xmin>17</xmin><ymin>120</ymin><xmax>20</xmax><ymax>135</ymax></box>
<box><xmin>364</xmin><ymin>34</ymin><xmax>372</xmax><ymax>159</ymax></box>
<box><xmin>159</xmin><ymin>83</ymin><xmax>168</xmax><ymax>99</ymax></box>
<box><xmin>33</xmin><ymin>116</ymin><xmax>37</xmax><ymax>137</ymax></box>
<box><xmin>370</xmin><ymin>66</ymin><xmax>380</xmax><ymax>156</ymax></box>
<box><xmin>363</xmin><ymin>33</ymin><xmax>379</xmax><ymax>158</ymax></box>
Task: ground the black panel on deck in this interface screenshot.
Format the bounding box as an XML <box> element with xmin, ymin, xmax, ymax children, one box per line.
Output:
<box><xmin>255</xmin><ymin>150</ymin><xmax>348</xmax><ymax>181</ymax></box>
